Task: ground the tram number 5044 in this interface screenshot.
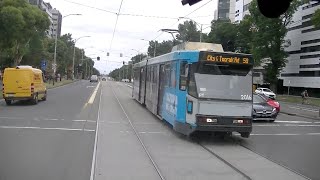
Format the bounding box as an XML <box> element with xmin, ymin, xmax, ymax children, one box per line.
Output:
<box><xmin>241</xmin><ymin>95</ymin><xmax>252</xmax><ymax>100</ymax></box>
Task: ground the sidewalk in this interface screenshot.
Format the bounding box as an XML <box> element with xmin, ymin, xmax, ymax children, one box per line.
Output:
<box><xmin>279</xmin><ymin>100</ymin><xmax>320</xmax><ymax>120</ymax></box>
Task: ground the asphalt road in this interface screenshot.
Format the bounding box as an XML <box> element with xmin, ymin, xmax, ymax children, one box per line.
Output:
<box><xmin>1</xmin><ymin>80</ymin><xmax>319</xmax><ymax>180</ymax></box>
<box><xmin>93</xmin><ymin>81</ymin><xmax>316</xmax><ymax>180</ymax></box>
<box><xmin>0</xmin><ymin>80</ymin><xmax>101</xmax><ymax>180</ymax></box>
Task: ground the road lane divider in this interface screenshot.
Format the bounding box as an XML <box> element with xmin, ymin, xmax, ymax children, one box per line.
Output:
<box><xmin>88</xmin><ymin>82</ymin><xmax>100</xmax><ymax>104</ymax></box>
<box><xmin>0</xmin><ymin>126</ymin><xmax>95</xmax><ymax>132</ymax></box>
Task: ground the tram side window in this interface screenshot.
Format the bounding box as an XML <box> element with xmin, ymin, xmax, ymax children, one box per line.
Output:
<box><xmin>179</xmin><ymin>61</ymin><xmax>187</xmax><ymax>91</ymax></box>
<box><xmin>170</xmin><ymin>62</ymin><xmax>177</xmax><ymax>88</ymax></box>
<box><xmin>188</xmin><ymin>64</ymin><xmax>198</xmax><ymax>97</ymax></box>
<box><xmin>165</xmin><ymin>63</ymin><xmax>171</xmax><ymax>87</ymax></box>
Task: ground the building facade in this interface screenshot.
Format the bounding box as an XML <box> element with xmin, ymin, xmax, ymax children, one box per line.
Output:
<box><xmin>29</xmin><ymin>0</ymin><xmax>60</xmax><ymax>39</ymax></box>
<box><xmin>281</xmin><ymin>2</ymin><xmax>320</xmax><ymax>88</ymax></box>
<box><xmin>233</xmin><ymin>0</ymin><xmax>252</xmax><ymax>23</ymax></box>
<box><xmin>51</xmin><ymin>9</ymin><xmax>62</xmax><ymax>38</ymax></box>
<box><xmin>217</xmin><ymin>0</ymin><xmax>236</xmax><ymax>21</ymax></box>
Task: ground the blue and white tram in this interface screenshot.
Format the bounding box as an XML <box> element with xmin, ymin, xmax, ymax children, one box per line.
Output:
<box><xmin>133</xmin><ymin>42</ymin><xmax>253</xmax><ymax>138</ymax></box>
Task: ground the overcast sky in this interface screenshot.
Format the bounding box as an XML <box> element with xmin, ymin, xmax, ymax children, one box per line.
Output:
<box><xmin>46</xmin><ymin>0</ymin><xmax>217</xmax><ymax>74</ymax></box>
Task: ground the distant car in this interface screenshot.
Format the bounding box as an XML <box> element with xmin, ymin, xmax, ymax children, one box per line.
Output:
<box><xmin>253</xmin><ymin>94</ymin><xmax>278</xmax><ymax>122</ymax></box>
<box><xmin>255</xmin><ymin>88</ymin><xmax>276</xmax><ymax>99</ymax></box>
<box><xmin>101</xmin><ymin>77</ymin><xmax>106</xmax><ymax>81</ymax></box>
<box><xmin>259</xmin><ymin>94</ymin><xmax>280</xmax><ymax>113</ymax></box>
<box><xmin>90</xmin><ymin>75</ymin><xmax>98</xmax><ymax>82</ymax></box>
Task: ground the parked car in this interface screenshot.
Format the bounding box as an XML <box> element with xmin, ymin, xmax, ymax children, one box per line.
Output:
<box><xmin>90</xmin><ymin>75</ymin><xmax>98</xmax><ymax>82</ymax></box>
<box><xmin>253</xmin><ymin>94</ymin><xmax>278</xmax><ymax>122</ymax></box>
<box><xmin>101</xmin><ymin>77</ymin><xmax>106</xmax><ymax>81</ymax></box>
<box><xmin>259</xmin><ymin>94</ymin><xmax>280</xmax><ymax>113</ymax></box>
<box><xmin>255</xmin><ymin>88</ymin><xmax>276</xmax><ymax>99</ymax></box>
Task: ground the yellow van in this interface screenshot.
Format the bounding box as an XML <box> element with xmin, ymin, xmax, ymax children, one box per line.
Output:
<box><xmin>2</xmin><ymin>66</ymin><xmax>47</xmax><ymax>105</ymax></box>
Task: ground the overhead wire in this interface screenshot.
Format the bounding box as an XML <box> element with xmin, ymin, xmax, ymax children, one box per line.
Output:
<box><xmin>109</xmin><ymin>0</ymin><xmax>124</xmax><ymax>50</ymax></box>
<box><xmin>63</xmin><ymin>0</ymin><xmax>117</xmax><ymax>15</ymax></box>
<box><xmin>137</xmin><ymin>0</ymin><xmax>214</xmax><ymax>53</ymax></box>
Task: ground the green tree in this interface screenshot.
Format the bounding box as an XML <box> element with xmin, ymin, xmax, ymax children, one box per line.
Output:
<box><xmin>147</xmin><ymin>40</ymin><xmax>176</xmax><ymax>57</ymax></box>
<box><xmin>176</xmin><ymin>20</ymin><xmax>201</xmax><ymax>42</ymax></box>
<box><xmin>312</xmin><ymin>9</ymin><xmax>320</xmax><ymax>28</ymax></box>
<box><xmin>131</xmin><ymin>54</ymin><xmax>147</xmax><ymax>64</ymax></box>
<box><xmin>207</xmin><ymin>20</ymin><xmax>238</xmax><ymax>51</ymax></box>
<box><xmin>0</xmin><ymin>0</ymin><xmax>50</xmax><ymax>66</ymax></box>
<box><xmin>246</xmin><ymin>0</ymin><xmax>302</xmax><ymax>91</ymax></box>
<box><xmin>236</xmin><ymin>16</ymin><xmax>253</xmax><ymax>54</ymax></box>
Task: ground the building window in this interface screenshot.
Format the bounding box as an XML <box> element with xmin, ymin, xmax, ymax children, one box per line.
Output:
<box><xmin>300</xmin><ymin>54</ymin><xmax>320</xmax><ymax>59</ymax></box>
<box><xmin>301</xmin><ymin>45</ymin><xmax>320</xmax><ymax>53</ymax></box>
<box><xmin>301</xmin><ymin>38</ymin><xmax>320</xmax><ymax>45</ymax></box>
<box><xmin>302</xmin><ymin>2</ymin><xmax>320</xmax><ymax>10</ymax></box>
<box><xmin>302</xmin><ymin>14</ymin><xmax>313</xmax><ymax>20</ymax></box>
<box><xmin>300</xmin><ymin>64</ymin><xmax>320</xmax><ymax>68</ymax></box>
<box><xmin>302</xmin><ymin>27</ymin><xmax>320</xmax><ymax>33</ymax></box>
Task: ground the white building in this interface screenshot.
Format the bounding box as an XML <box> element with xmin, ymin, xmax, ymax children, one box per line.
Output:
<box><xmin>233</xmin><ymin>0</ymin><xmax>252</xmax><ymax>23</ymax></box>
<box><xmin>216</xmin><ymin>0</ymin><xmax>236</xmax><ymax>22</ymax></box>
<box><xmin>29</xmin><ymin>0</ymin><xmax>55</xmax><ymax>38</ymax></box>
<box><xmin>282</xmin><ymin>2</ymin><xmax>320</xmax><ymax>88</ymax></box>
<box><xmin>51</xmin><ymin>8</ymin><xmax>62</xmax><ymax>38</ymax></box>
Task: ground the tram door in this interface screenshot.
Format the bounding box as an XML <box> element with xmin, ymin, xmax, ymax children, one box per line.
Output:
<box><xmin>139</xmin><ymin>67</ymin><xmax>146</xmax><ymax>104</ymax></box>
<box><xmin>157</xmin><ymin>64</ymin><xmax>165</xmax><ymax>115</ymax></box>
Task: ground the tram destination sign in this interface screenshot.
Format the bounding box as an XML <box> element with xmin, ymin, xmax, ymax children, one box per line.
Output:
<box><xmin>199</xmin><ymin>52</ymin><xmax>253</xmax><ymax>65</ymax></box>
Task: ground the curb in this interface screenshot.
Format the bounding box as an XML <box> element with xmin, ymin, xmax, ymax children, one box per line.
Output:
<box><xmin>280</xmin><ymin>111</ymin><xmax>320</xmax><ymax>121</ymax></box>
<box><xmin>47</xmin><ymin>79</ymin><xmax>80</xmax><ymax>91</ymax></box>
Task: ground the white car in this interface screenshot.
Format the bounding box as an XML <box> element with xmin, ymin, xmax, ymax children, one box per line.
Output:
<box><xmin>255</xmin><ymin>88</ymin><xmax>276</xmax><ymax>99</ymax></box>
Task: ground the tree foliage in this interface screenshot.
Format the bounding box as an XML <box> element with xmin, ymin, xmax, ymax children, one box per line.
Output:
<box><xmin>312</xmin><ymin>9</ymin><xmax>320</xmax><ymax>28</ymax></box>
<box><xmin>147</xmin><ymin>40</ymin><xmax>178</xmax><ymax>57</ymax></box>
<box><xmin>0</xmin><ymin>0</ymin><xmax>50</xmax><ymax>66</ymax></box>
<box><xmin>245</xmin><ymin>0</ymin><xmax>302</xmax><ymax>90</ymax></box>
<box><xmin>207</xmin><ymin>20</ymin><xmax>238</xmax><ymax>51</ymax></box>
<box><xmin>176</xmin><ymin>20</ymin><xmax>202</xmax><ymax>42</ymax></box>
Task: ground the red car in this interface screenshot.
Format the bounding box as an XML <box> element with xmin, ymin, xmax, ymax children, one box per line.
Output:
<box><xmin>258</xmin><ymin>94</ymin><xmax>280</xmax><ymax>113</ymax></box>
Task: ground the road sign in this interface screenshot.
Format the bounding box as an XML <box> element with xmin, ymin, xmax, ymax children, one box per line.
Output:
<box><xmin>41</xmin><ymin>60</ymin><xmax>47</xmax><ymax>70</ymax></box>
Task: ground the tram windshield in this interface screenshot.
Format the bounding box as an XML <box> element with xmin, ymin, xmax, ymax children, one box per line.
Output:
<box><xmin>188</xmin><ymin>62</ymin><xmax>253</xmax><ymax>100</ymax></box>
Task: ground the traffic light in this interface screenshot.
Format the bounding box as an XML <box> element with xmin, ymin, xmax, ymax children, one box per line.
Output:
<box><xmin>257</xmin><ymin>0</ymin><xmax>291</xmax><ymax>18</ymax></box>
<box><xmin>181</xmin><ymin>0</ymin><xmax>202</xmax><ymax>6</ymax></box>
<box><xmin>97</xmin><ymin>56</ymin><xmax>100</xmax><ymax>61</ymax></box>
<box><xmin>123</xmin><ymin>61</ymin><xmax>125</xmax><ymax>65</ymax></box>
<box><xmin>107</xmin><ymin>52</ymin><xmax>109</xmax><ymax>56</ymax></box>
<box><xmin>120</xmin><ymin>53</ymin><xmax>123</xmax><ymax>57</ymax></box>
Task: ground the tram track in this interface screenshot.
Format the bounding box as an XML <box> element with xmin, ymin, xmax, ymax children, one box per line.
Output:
<box><xmin>115</xmin><ymin>82</ymin><xmax>253</xmax><ymax>180</ymax></box>
<box><xmin>110</xmin><ymin>83</ymin><xmax>166</xmax><ymax>180</ymax></box>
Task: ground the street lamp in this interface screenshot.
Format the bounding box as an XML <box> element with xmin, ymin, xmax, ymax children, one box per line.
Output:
<box><xmin>141</xmin><ymin>39</ymin><xmax>157</xmax><ymax>57</ymax></box>
<box><xmin>178</xmin><ymin>17</ymin><xmax>210</xmax><ymax>42</ymax></box>
<box><xmin>53</xmin><ymin>14</ymin><xmax>81</xmax><ymax>76</ymax></box>
<box><xmin>72</xmin><ymin>36</ymin><xmax>91</xmax><ymax>80</ymax></box>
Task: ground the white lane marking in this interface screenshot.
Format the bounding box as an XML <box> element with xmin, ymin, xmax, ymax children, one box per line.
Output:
<box><xmin>289</xmin><ymin>106</ymin><xmax>318</xmax><ymax>112</ymax></box>
<box><xmin>275</xmin><ymin>120</ymin><xmax>314</xmax><ymax>124</ymax></box>
<box><xmin>0</xmin><ymin>126</ymin><xmax>95</xmax><ymax>132</ymax></box>
<box><xmin>89</xmin><ymin>81</ymin><xmax>102</xmax><ymax>180</ymax></box>
<box><xmin>244</xmin><ymin>133</ymin><xmax>320</xmax><ymax>136</ymax></box>
<box><xmin>139</xmin><ymin>131</ymin><xmax>165</xmax><ymax>134</ymax></box>
<box><xmin>88</xmin><ymin>82</ymin><xmax>100</xmax><ymax>104</ymax></box>
<box><xmin>254</xmin><ymin>124</ymin><xmax>320</xmax><ymax>127</ymax></box>
<box><xmin>251</xmin><ymin>133</ymin><xmax>301</xmax><ymax>136</ymax></box>
<box><xmin>0</xmin><ymin>116</ymin><xmax>25</xmax><ymax>119</ymax></box>
<box><xmin>87</xmin><ymin>86</ymin><xmax>95</xmax><ymax>88</ymax></box>
<box><xmin>307</xmin><ymin>133</ymin><xmax>320</xmax><ymax>135</ymax></box>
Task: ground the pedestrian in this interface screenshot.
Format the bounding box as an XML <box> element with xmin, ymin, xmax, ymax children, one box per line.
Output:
<box><xmin>301</xmin><ymin>90</ymin><xmax>309</xmax><ymax>104</ymax></box>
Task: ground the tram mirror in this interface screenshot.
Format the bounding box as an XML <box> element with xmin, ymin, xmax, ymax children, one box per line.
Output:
<box><xmin>187</xmin><ymin>100</ymin><xmax>193</xmax><ymax>114</ymax></box>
